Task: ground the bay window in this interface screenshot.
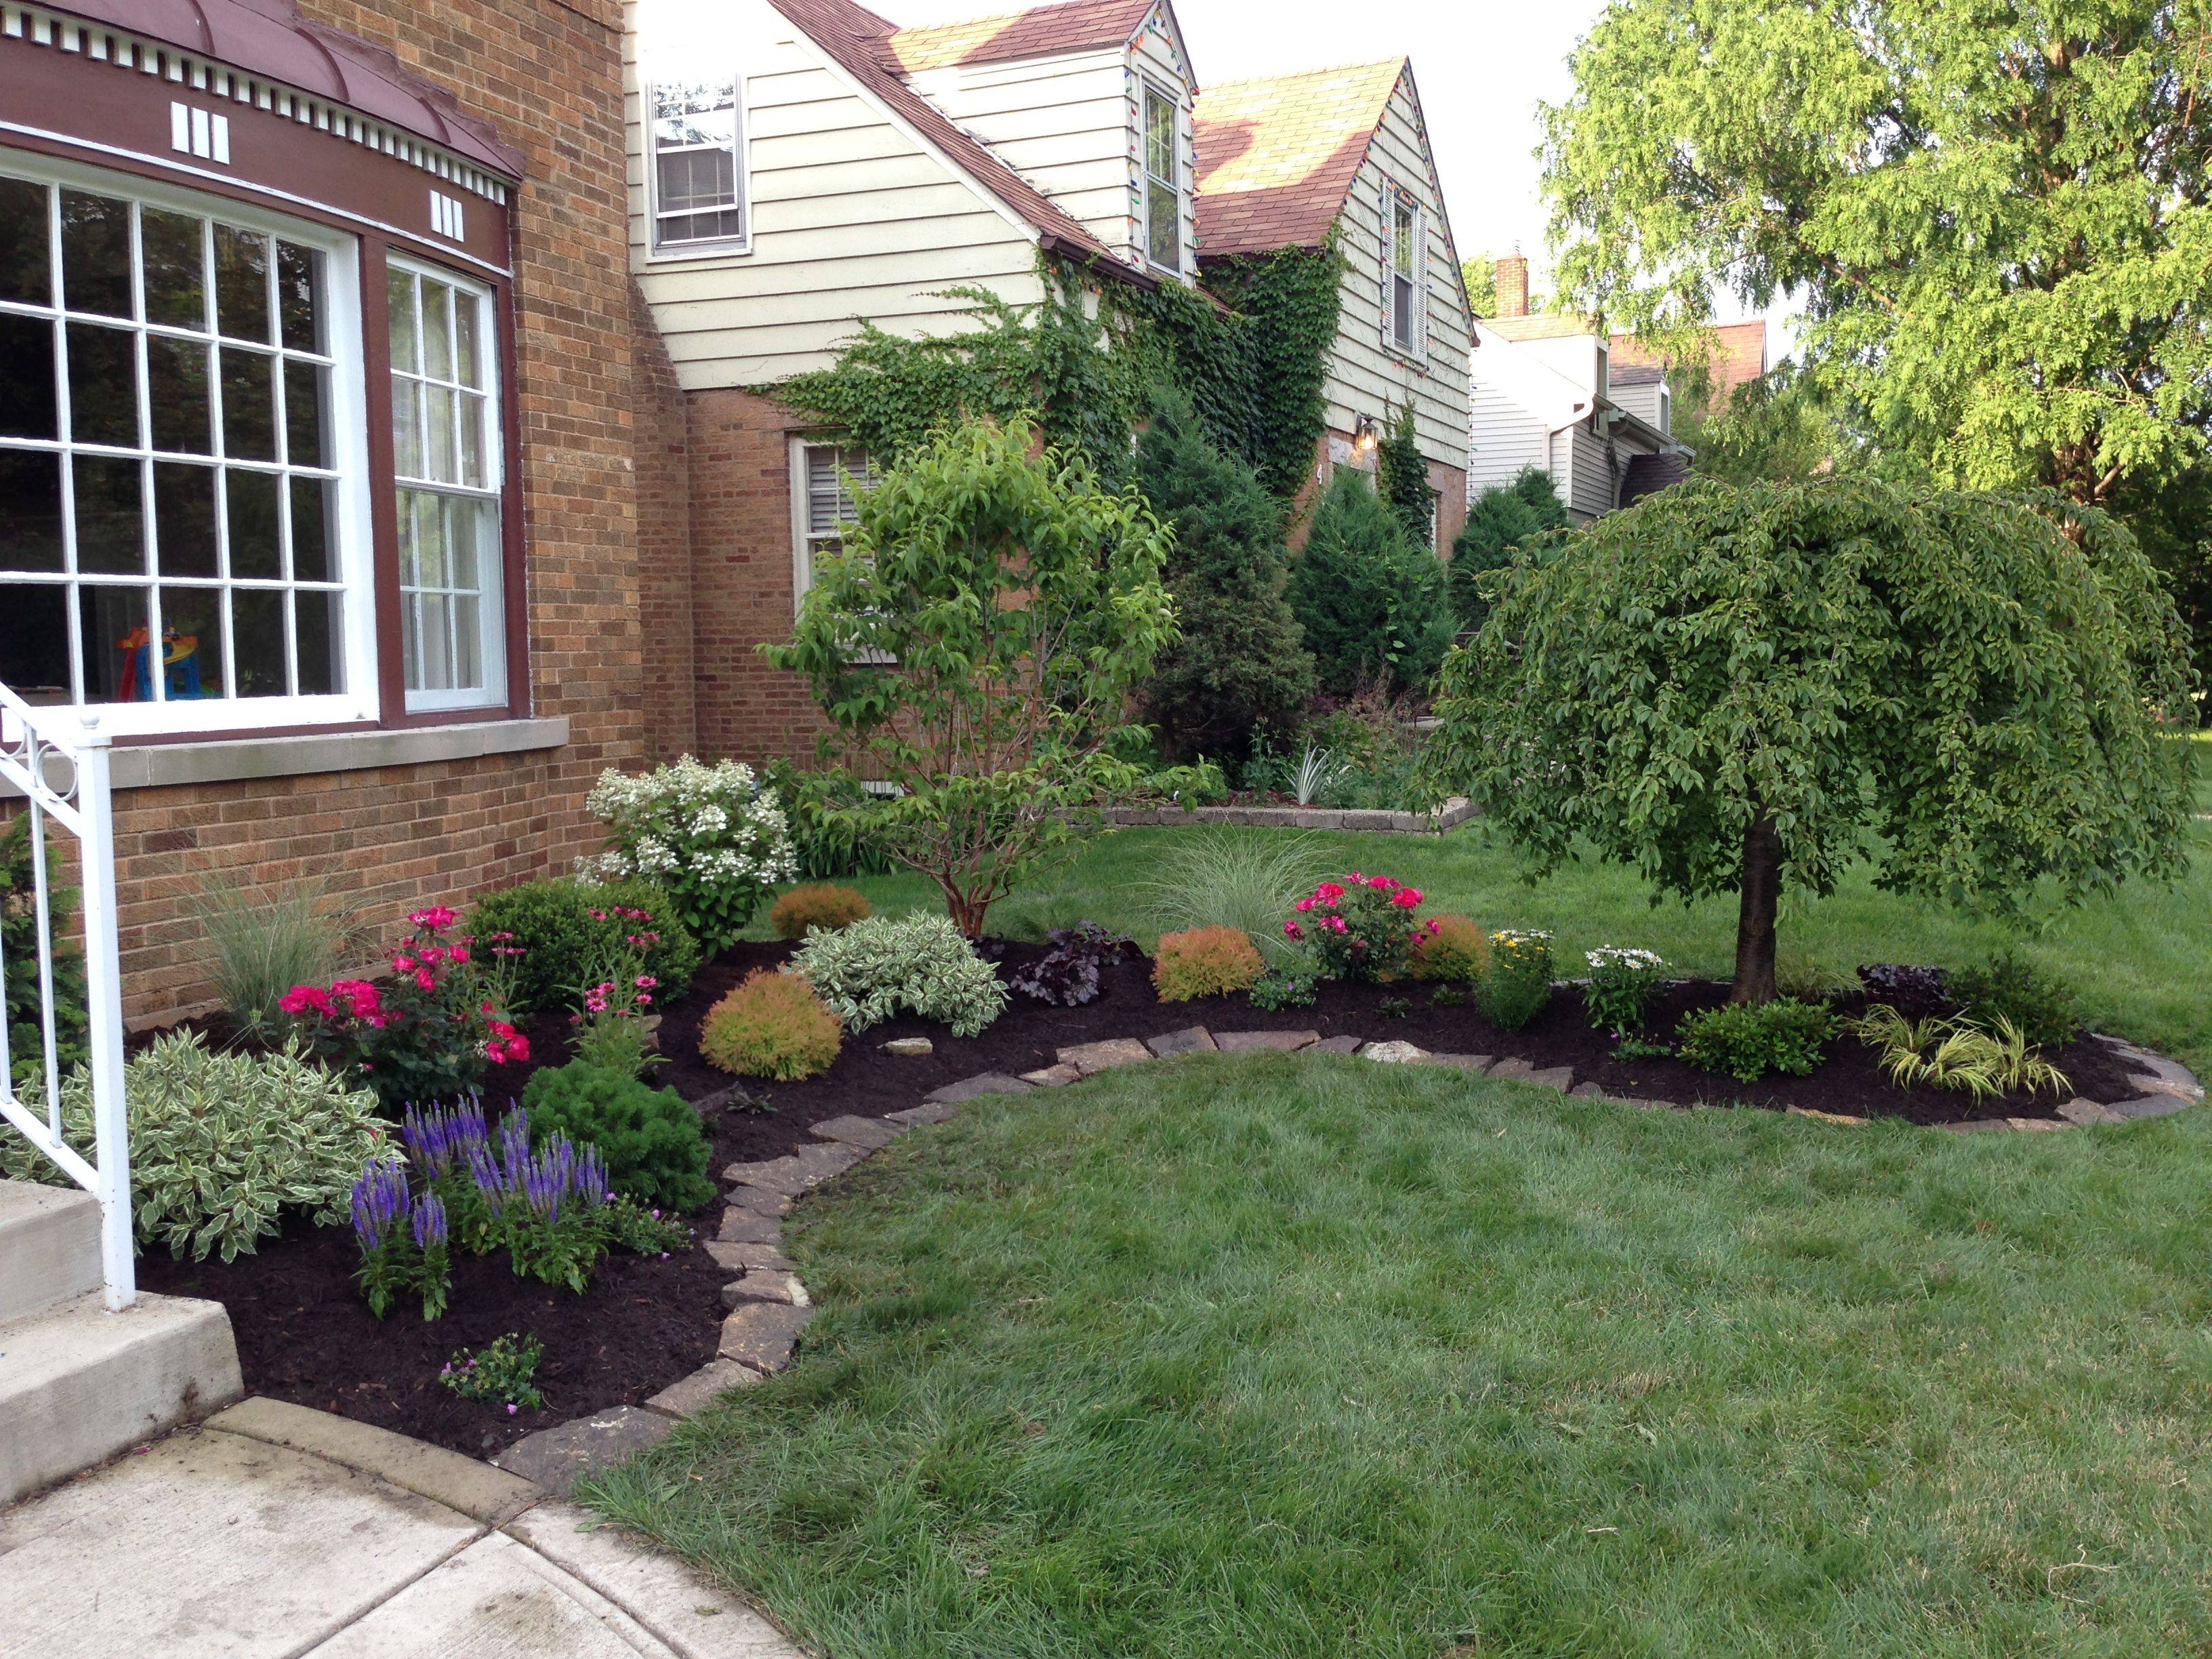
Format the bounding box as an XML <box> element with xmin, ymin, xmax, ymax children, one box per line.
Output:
<box><xmin>388</xmin><ymin>260</ymin><xmax>505</xmax><ymax>710</ymax></box>
<box><xmin>0</xmin><ymin>160</ymin><xmax>373</xmax><ymax>733</ymax></box>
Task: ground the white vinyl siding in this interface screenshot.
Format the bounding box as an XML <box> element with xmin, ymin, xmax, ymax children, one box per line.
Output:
<box><xmin>1318</xmin><ymin>73</ymin><xmax>1471</xmax><ymax>476</ymax></box>
<box><xmin>1465</xmin><ymin>382</ymin><xmax>1551</xmax><ymax>497</ymax></box>
<box><xmin>1565</xmin><ymin>424</ymin><xmax>1616</xmax><ymax>520</ymax></box>
<box><xmin>626</xmin><ymin>0</ymin><xmax>1048</xmax><ymax>386</ymax></box>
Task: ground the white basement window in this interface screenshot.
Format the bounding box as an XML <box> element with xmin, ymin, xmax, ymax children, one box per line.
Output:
<box><xmin>649</xmin><ymin>73</ymin><xmax>746</xmax><ymax>253</ymax></box>
<box><xmin>1143</xmin><ymin>82</ymin><xmax>1182</xmax><ymax>273</ymax></box>
<box><xmin>0</xmin><ymin>160</ymin><xmax>374</xmax><ymax>735</ymax></box>
<box><xmin>388</xmin><ymin>258</ymin><xmax>505</xmax><ymax>711</ymax></box>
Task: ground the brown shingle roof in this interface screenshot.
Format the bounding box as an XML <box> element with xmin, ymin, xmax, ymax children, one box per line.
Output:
<box><xmin>767</xmin><ymin>0</ymin><xmax>1156</xmax><ymax>287</ymax></box>
<box><xmin>884</xmin><ymin>0</ymin><xmax>1157</xmax><ymax>73</ymax></box>
<box><xmin>1610</xmin><ymin>321</ymin><xmax>1769</xmax><ymax>398</ymax></box>
<box><xmin>1193</xmin><ymin>60</ymin><xmax>1404</xmax><ymax>257</ymax></box>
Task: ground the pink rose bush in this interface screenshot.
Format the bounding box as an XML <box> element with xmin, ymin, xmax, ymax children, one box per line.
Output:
<box><xmin>283</xmin><ymin>905</ymin><xmax>528</xmax><ymax>1111</ymax></box>
<box><xmin>1282</xmin><ymin>872</ymin><xmax>1436</xmax><ymax>983</ymax></box>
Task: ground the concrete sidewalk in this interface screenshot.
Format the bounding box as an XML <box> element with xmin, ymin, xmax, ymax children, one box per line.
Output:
<box><xmin>0</xmin><ymin>1397</ymin><xmax>806</xmax><ymax>1659</ymax></box>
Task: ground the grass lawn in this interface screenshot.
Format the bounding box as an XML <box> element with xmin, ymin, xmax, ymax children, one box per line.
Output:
<box><xmin>590</xmin><ymin>1058</ymin><xmax>2212</xmax><ymax>1656</ymax></box>
<box><xmin>781</xmin><ymin>740</ymin><xmax>2211</xmax><ymax>1073</ymax></box>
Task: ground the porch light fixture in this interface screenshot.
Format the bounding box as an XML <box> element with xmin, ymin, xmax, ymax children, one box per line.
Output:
<box><xmin>1353</xmin><ymin>413</ymin><xmax>1380</xmax><ymax>454</ymax></box>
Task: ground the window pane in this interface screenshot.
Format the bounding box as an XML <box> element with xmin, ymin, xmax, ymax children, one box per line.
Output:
<box><xmin>392</xmin><ymin>380</ymin><xmax>423</xmax><ymax>478</ymax></box>
<box><xmin>0</xmin><ymin>312</ymin><xmax>58</xmax><ymax>440</ymax></box>
<box><xmin>72</xmin><ymin>455</ymin><xmax>144</xmax><ymax>573</ymax></box>
<box><xmin>0</xmin><ymin>175</ymin><xmax>52</xmax><ymax>306</ymax></box>
<box><xmin>422</xmin><ymin>281</ymin><xmax>453</xmax><ymax>382</ymax></box>
<box><xmin>0</xmin><ymin>449</ymin><xmax>64</xmax><ymax>571</ymax></box>
<box><xmin>659</xmin><ymin>207</ymin><xmax>745</xmax><ymax>244</ymax></box>
<box><xmin>400</xmin><ymin>590</ymin><xmax>422</xmax><ymax>688</ymax></box>
<box><xmin>276</xmin><ymin>241</ymin><xmax>321</xmax><ymax>352</ymax></box>
<box><xmin>157</xmin><ymin>585</ymin><xmax>224</xmax><ymax>699</ymax></box>
<box><xmin>289</xmin><ymin>476</ymin><xmax>331</xmax><ymax>581</ymax></box>
<box><xmin>386</xmin><ymin>268</ymin><xmax>417</xmax><ymax>372</ymax></box>
<box><xmin>152</xmin><ymin>460</ymin><xmax>218</xmax><ymax>578</ymax></box>
<box><xmin>59</xmin><ymin>190</ymin><xmax>132</xmax><ymax>319</ymax></box>
<box><xmin>66</xmin><ymin>321</ymin><xmax>139</xmax><ymax>447</ymax></box>
<box><xmin>424</xmin><ymin>383</ymin><xmax>455</xmax><ymax>483</ymax></box>
<box><xmin>213</xmin><ymin>225</ymin><xmax>271</xmax><ymax>343</ymax></box>
<box><xmin>141</xmin><ymin>209</ymin><xmax>205</xmax><ymax>331</ymax></box>
<box><xmin>219</xmin><ymin>346</ymin><xmax>277</xmax><ymax>462</ymax></box>
<box><xmin>232</xmin><ymin>587</ymin><xmax>286</xmax><ymax>697</ymax></box>
<box><xmin>455</xmin><ymin>297</ymin><xmax>481</xmax><ymax>388</ymax></box>
<box><xmin>284</xmin><ymin>358</ymin><xmax>326</xmax><ymax>469</ymax></box>
<box><xmin>147</xmin><ymin>335</ymin><xmax>213</xmax><ymax>453</ymax></box>
<box><xmin>447</xmin><ymin>495</ymin><xmax>483</xmax><ymax>592</ymax></box>
<box><xmin>1147</xmin><ymin>183</ymin><xmax>1179</xmax><ymax>269</ymax></box>
<box><xmin>0</xmin><ymin>582</ymin><xmax>70</xmax><ymax>699</ymax></box>
<box><xmin>452</xmin><ymin>590</ymin><xmax>480</xmax><ymax>688</ymax></box>
<box><xmin>1146</xmin><ymin>91</ymin><xmax>1174</xmax><ymax>182</ymax></box>
<box><xmin>414</xmin><ymin>592</ymin><xmax>453</xmax><ymax>690</ymax></box>
<box><xmin>657</xmin><ymin>147</ymin><xmax>737</xmax><ymax>214</ymax></box>
<box><xmin>458</xmin><ymin>391</ymin><xmax>486</xmax><ymax>487</ymax></box>
<box><xmin>296</xmin><ymin>589</ymin><xmax>340</xmax><ymax>694</ymax></box>
<box><xmin>1393</xmin><ymin>203</ymin><xmax>1416</xmax><ymax>275</ymax></box>
<box><xmin>81</xmin><ymin>583</ymin><xmax>148</xmax><ymax>701</ymax></box>
<box><xmin>226</xmin><ymin>467</ymin><xmax>281</xmax><ymax>578</ymax></box>
<box><xmin>411</xmin><ymin>490</ymin><xmax>448</xmax><ymax>588</ymax></box>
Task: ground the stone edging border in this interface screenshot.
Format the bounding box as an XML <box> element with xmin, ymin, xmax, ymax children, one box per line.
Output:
<box><xmin>1107</xmin><ymin>796</ymin><xmax>1479</xmax><ymax>834</ymax></box>
<box><xmin>488</xmin><ymin>1023</ymin><xmax>2203</xmax><ymax>1498</ymax></box>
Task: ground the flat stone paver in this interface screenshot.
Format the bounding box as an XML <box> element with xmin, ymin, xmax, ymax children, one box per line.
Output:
<box><xmin>1058</xmin><ymin>1038</ymin><xmax>1153</xmax><ymax>1074</ymax></box>
<box><xmin>1420</xmin><ymin>1052</ymin><xmax>1492</xmax><ymax>1073</ymax></box>
<box><xmin>1020</xmin><ymin>1063</ymin><xmax>1082</xmax><ymax>1086</ymax></box>
<box><xmin>880</xmin><ymin>1037</ymin><xmax>934</xmax><ymax>1057</ymax></box>
<box><xmin>808</xmin><ymin>1113</ymin><xmax>904</xmax><ymax>1150</ymax></box>
<box><xmin>720</xmin><ymin>1303</ymin><xmax>813</xmax><ymax>1372</ymax></box>
<box><xmin>885</xmin><ymin>1100</ymin><xmax>958</xmax><ymax>1125</ymax></box>
<box><xmin>2058</xmin><ymin>1097</ymin><xmax>2127</xmax><ymax>1127</ymax></box>
<box><xmin>704</xmin><ymin>1240</ymin><xmax>793</xmax><ymax>1273</ymax></box>
<box><xmin>716</xmin><ymin>1210</ymin><xmax>782</xmax><ymax>1244</ymax></box>
<box><xmin>1214</xmin><ymin>1029</ymin><xmax>1319</xmax><ymax>1052</ymax></box>
<box><xmin>1146</xmin><ymin>1027</ymin><xmax>1216</xmax><ymax>1057</ymax></box>
<box><xmin>722</xmin><ymin>1270</ymin><xmax>808</xmax><ymax>1307</ymax></box>
<box><xmin>1307</xmin><ymin>1035</ymin><xmax>1364</xmax><ymax>1054</ymax></box>
<box><xmin>494</xmin><ymin>1406</ymin><xmax>676</xmax><ymax>1499</ymax></box>
<box><xmin>924</xmin><ymin>1073</ymin><xmax>1033</xmax><ymax>1105</ymax></box>
<box><xmin>0</xmin><ymin>1405</ymin><xmax>806</xmax><ymax>1659</ymax></box>
<box><xmin>723</xmin><ymin>1183</ymin><xmax>792</xmax><ymax>1216</ymax></box>
<box><xmin>645</xmin><ymin>1360</ymin><xmax>760</xmax><ymax>1419</ymax></box>
<box><xmin>2104</xmin><ymin>1094</ymin><xmax>2190</xmax><ymax>1122</ymax></box>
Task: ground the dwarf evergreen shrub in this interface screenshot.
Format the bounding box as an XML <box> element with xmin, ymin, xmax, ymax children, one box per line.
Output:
<box><xmin>1286</xmin><ymin>470</ymin><xmax>1454</xmax><ymax>695</ymax></box>
<box><xmin>699</xmin><ymin>971</ymin><xmax>844</xmax><ymax>1082</ymax></box>
<box><xmin>520</xmin><ymin>1060</ymin><xmax>715</xmax><ymax>1213</ymax></box>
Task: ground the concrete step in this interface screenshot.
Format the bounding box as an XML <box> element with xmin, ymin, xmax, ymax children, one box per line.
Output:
<box><xmin>0</xmin><ymin>1179</ymin><xmax>103</xmax><ymax>1325</ymax></box>
<box><xmin>0</xmin><ymin>1290</ymin><xmax>243</xmax><ymax>1504</ymax></box>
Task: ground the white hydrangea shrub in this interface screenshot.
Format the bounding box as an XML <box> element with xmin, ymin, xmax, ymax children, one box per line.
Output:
<box><xmin>581</xmin><ymin>756</ymin><xmax>798</xmax><ymax>951</ymax></box>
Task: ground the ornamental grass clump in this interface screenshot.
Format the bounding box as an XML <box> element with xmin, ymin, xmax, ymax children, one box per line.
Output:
<box><xmin>1136</xmin><ymin>830</ymin><xmax>1332</xmax><ymax>967</ymax></box>
<box><xmin>1584</xmin><ymin>947</ymin><xmax>1668</xmax><ymax>1035</ymax></box>
<box><xmin>0</xmin><ymin>1030</ymin><xmax>385</xmax><ymax>1263</ymax></box>
<box><xmin>1284</xmin><ymin>872</ymin><xmax>1431</xmax><ymax>983</ymax></box>
<box><xmin>1846</xmin><ymin>1005</ymin><xmax>2071</xmax><ymax>1100</ymax></box>
<box><xmin>1483</xmin><ymin>930</ymin><xmax>1555</xmax><ymax>1030</ymax></box>
<box><xmin>581</xmin><ymin>756</ymin><xmax>798</xmax><ymax>953</ymax></box>
<box><xmin>790</xmin><ymin>913</ymin><xmax>1008</xmax><ymax>1037</ymax></box>
<box><xmin>1408</xmin><ymin>914</ymin><xmax>1488</xmax><ymax>983</ymax></box>
<box><xmin>770</xmin><ymin>883</ymin><xmax>874</xmax><ymax>940</ymax></box>
<box><xmin>1153</xmin><ymin>927</ymin><xmax>1266</xmax><ymax>1002</ymax></box>
<box><xmin>700</xmin><ymin>971</ymin><xmax>844</xmax><ymax>1082</ymax></box>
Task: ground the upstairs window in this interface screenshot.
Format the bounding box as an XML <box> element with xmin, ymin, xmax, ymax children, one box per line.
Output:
<box><xmin>1388</xmin><ymin>188</ymin><xmax>1422</xmax><ymax>354</ymax></box>
<box><xmin>649</xmin><ymin>75</ymin><xmax>745</xmax><ymax>253</ymax></box>
<box><xmin>1143</xmin><ymin>83</ymin><xmax>1181</xmax><ymax>272</ymax></box>
<box><xmin>0</xmin><ymin>164</ymin><xmax>371</xmax><ymax>734</ymax></box>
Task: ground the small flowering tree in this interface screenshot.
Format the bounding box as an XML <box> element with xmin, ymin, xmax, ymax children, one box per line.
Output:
<box><xmin>283</xmin><ymin>906</ymin><xmax>526</xmax><ymax>1111</ymax></box>
<box><xmin>1283</xmin><ymin>872</ymin><xmax>1434</xmax><ymax>983</ymax></box>
<box><xmin>581</xmin><ymin>757</ymin><xmax>796</xmax><ymax>954</ymax></box>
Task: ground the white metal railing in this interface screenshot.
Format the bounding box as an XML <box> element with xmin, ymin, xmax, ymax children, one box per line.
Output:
<box><xmin>0</xmin><ymin>685</ymin><xmax>132</xmax><ymax>1310</ymax></box>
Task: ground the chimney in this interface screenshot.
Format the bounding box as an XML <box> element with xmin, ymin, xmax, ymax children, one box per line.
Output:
<box><xmin>1496</xmin><ymin>253</ymin><xmax>1529</xmax><ymax>318</ymax></box>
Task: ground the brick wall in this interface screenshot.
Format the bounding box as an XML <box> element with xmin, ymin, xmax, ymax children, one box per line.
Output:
<box><xmin>632</xmin><ymin>279</ymin><xmax>699</xmax><ymax>762</ymax></box>
<box><xmin>105</xmin><ymin>0</ymin><xmax>648</xmax><ymax>1023</ymax></box>
<box><xmin>685</xmin><ymin>387</ymin><xmax>836</xmax><ymax>765</ymax></box>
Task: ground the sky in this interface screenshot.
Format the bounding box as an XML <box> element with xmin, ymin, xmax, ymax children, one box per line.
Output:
<box><xmin>888</xmin><ymin>0</ymin><xmax>1790</xmax><ymax>346</ymax></box>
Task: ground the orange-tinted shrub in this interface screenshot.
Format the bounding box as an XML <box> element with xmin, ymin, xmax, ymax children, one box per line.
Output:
<box><xmin>1408</xmin><ymin>914</ymin><xmax>1489</xmax><ymax>983</ymax></box>
<box><xmin>699</xmin><ymin>970</ymin><xmax>842</xmax><ymax>1080</ymax></box>
<box><xmin>1152</xmin><ymin>926</ymin><xmax>1266</xmax><ymax>1002</ymax></box>
<box><xmin>769</xmin><ymin>883</ymin><xmax>874</xmax><ymax>941</ymax></box>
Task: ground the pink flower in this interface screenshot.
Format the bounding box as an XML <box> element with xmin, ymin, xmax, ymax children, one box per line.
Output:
<box><xmin>409</xmin><ymin>906</ymin><xmax>457</xmax><ymax>933</ymax></box>
<box><xmin>418</xmin><ymin>944</ymin><xmax>445</xmax><ymax>966</ymax></box>
<box><xmin>1284</xmin><ymin>920</ymin><xmax>1303</xmax><ymax>939</ymax></box>
<box><xmin>392</xmin><ymin>954</ymin><xmax>416</xmax><ymax>973</ymax></box>
<box><xmin>1328</xmin><ymin>916</ymin><xmax>1347</xmax><ymax>933</ymax></box>
<box><xmin>636</xmin><ymin>975</ymin><xmax>658</xmax><ymax>989</ymax></box>
<box><xmin>1368</xmin><ymin>875</ymin><xmax>1395</xmax><ymax>890</ymax></box>
<box><xmin>506</xmin><ymin>1035</ymin><xmax>529</xmax><ymax>1063</ymax></box>
<box><xmin>1392</xmin><ymin>889</ymin><xmax>1422</xmax><ymax>909</ymax></box>
<box><xmin>414</xmin><ymin>969</ymin><xmax>435</xmax><ymax>992</ymax></box>
<box><xmin>1315</xmin><ymin>882</ymin><xmax>1345</xmax><ymax>901</ymax></box>
<box><xmin>449</xmin><ymin>943</ymin><xmax>470</xmax><ymax>964</ymax></box>
<box><xmin>1294</xmin><ymin>897</ymin><xmax>1315</xmax><ymax>913</ymax></box>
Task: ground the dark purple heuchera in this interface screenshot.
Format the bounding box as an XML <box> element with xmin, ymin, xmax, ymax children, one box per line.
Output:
<box><xmin>1010</xmin><ymin>922</ymin><xmax>1132</xmax><ymax>1008</ymax></box>
<box><xmin>1856</xmin><ymin>963</ymin><xmax>1955</xmax><ymax>1018</ymax></box>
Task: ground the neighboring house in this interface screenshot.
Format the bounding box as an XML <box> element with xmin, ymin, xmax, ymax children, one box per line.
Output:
<box><xmin>1193</xmin><ymin>60</ymin><xmax>1472</xmax><ymax>553</ymax></box>
<box><xmin>1610</xmin><ymin>319</ymin><xmax>1769</xmax><ymax>413</ymax></box>
<box><xmin>0</xmin><ymin>0</ymin><xmax>652</xmax><ymax>1023</ymax></box>
<box><xmin>1467</xmin><ymin>253</ymin><xmax>1685</xmax><ymax>521</ymax></box>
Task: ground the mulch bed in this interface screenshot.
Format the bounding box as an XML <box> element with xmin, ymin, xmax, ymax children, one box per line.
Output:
<box><xmin>138</xmin><ymin>938</ymin><xmax>2152</xmax><ymax>1457</ymax></box>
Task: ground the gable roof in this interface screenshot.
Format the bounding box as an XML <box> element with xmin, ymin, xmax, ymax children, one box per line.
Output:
<box><xmin>1610</xmin><ymin>320</ymin><xmax>1769</xmax><ymax>399</ymax></box>
<box><xmin>766</xmin><ymin>0</ymin><xmax>1158</xmax><ymax>287</ymax></box>
<box><xmin>1193</xmin><ymin>59</ymin><xmax>1404</xmax><ymax>258</ymax></box>
<box><xmin>885</xmin><ymin>0</ymin><xmax>1157</xmax><ymax>73</ymax></box>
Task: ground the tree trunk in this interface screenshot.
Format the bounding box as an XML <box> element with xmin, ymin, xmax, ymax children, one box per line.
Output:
<box><xmin>1732</xmin><ymin>816</ymin><xmax>1781</xmax><ymax>1005</ymax></box>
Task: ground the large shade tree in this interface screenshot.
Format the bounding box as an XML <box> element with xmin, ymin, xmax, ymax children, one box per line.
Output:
<box><xmin>1543</xmin><ymin>1</ymin><xmax>2212</xmax><ymax>508</ymax></box>
<box><xmin>1424</xmin><ymin>478</ymin><xmax>2197</xmax><ymax>1002</ymax></box>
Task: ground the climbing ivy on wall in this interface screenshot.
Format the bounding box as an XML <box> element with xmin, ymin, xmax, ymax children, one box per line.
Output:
<box><xmin>763</xmin><ymin>241</ymin><xmax>1345</xmax><ymax>501</ymax></box>
<box><xmin>1376</xmin><ymin>403</ymin><xmax>1436</xmax><ymax>546</ymax></box>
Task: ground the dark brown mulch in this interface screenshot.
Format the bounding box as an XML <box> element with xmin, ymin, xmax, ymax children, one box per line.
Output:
<box><xmin>138</xmin><ymin>939</ymin><xmax>2155</xmax><ymax>1458</ymax></box>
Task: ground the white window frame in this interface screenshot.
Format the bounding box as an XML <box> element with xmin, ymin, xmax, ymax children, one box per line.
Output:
<box><xmin>1141</xmin><ymin>79</ymin><xmax>1184</xmax><ymax>275</ymax></box>
<box><xmin>644</xmin><ymin>68</ymin><xmax>749</xmax><ymax>260</ymax></box>
<box><xmin>0</xmin><ymin>151</ymin><xmax>377</xmax><ymax>737</ymax></box>
<box><xmin>387</xmin><ymin>254</ymin><xmax>506</xmax><ymax>714</ymax></box>
<box><xmin>788</xmin><ymin>437</ymin><xmax>874</xmax><ymax>606</ymax></box>
<box><xmin>1385</xmin><ymin>181</ymin><xmax>1425</xmax><ymax>358</ymax></box>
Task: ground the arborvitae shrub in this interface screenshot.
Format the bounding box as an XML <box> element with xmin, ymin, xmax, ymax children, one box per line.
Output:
<box><xmin>1286</xmin><ymin>469</ymin><xmax>1454</xmax><ymax>696</ymax></box>
<box><xmin>1134</xmin><ymin>389</ymin><xmax>1315</xmax><ymax>761</ymax></box>
<box><xmin>769</xmin><ymin>883</ymin><xmax>874</xmax><ymax>941</ymax></box>
<box><xmin>1153</xmin><ymin>926</ymin><xmax>1267</xmax><ymax>1001</ymax></box>
<box><xmin>1450</xmin><ymin>466</ymin><xmax>1570</xmax><ymax>632</ymax></box>
<box><xmin>520</xmin><ymin>1060</ymin><xmax>715</xmax><ymax>1212</ymax></box>
<box><xmin>1408</xmin><ymin>914</ymin><xmax>1489</xmax><ymax>983</ymax></box>
<box><xmin>699</xmin><ymin>970</ymin><xmax>843</xmax><ymax>1081</ymax></box>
